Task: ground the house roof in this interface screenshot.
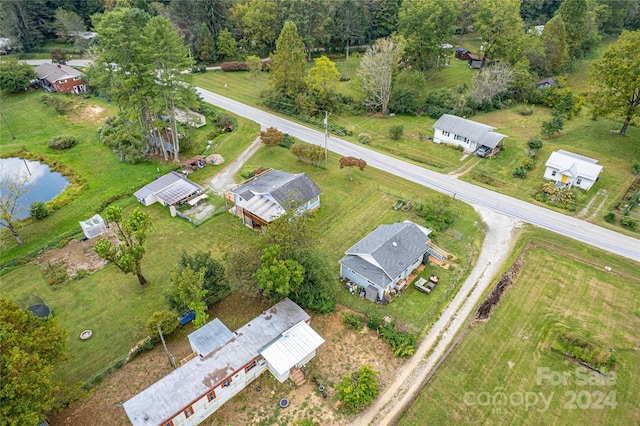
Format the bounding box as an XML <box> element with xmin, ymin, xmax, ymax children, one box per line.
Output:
<box><xmin>123</xmin><ymin>298</ymin><xmax>311</xmax><ymax>426</ymax></box>
<box><xmin>537</xmin><ymin>77</ymin><xmax>556</xmax><ymax>86</ymax></box>
<box><xmin>454</xmin><ymin>48</ymin><xmax>468</xmax><ymax>53</ymax></box>
<box><xmin>259</xmin><ymin>320</ymin><xmax>325</xmax><ymax>377</ymax></box>
<box><xmin>188</xmin><ymin>318</ymin><xmax>235</xmax><ymax>357</ymax></box>
<box><xmin>34</xmin><ymin>63</ymin><xmax>83</xmax><ymax>83</ymax></box>
<box><xmin>339</xmin><ymin>221</ymin><xmax>431</xmax><ymax>289</ymax></box>
<box><xmin>467</xmin><ymin>53</ymin><xmax>481</xmax><ymax>60</ymax></box>
<box><xmin>133</xmin><ymin>171</ymin><xmax>202</xmax><ymax>205</ymax></box>
<box><xmin>232</xmin><ymin>169</ymin><xmax>322</xmax><ymax>222</ymax></box>
<box><xmin>432</xmin><ymin>114</ymin><xmax>508</xmax><ymax>148</ymax></box>
<box><xmin>545</xmin><ymin>150</ymin><xmax>603</xmax><ymax>180</ymax></box>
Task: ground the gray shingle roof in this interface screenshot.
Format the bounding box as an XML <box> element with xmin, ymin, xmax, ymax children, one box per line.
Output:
<box><xmin>34</xmin><ymin>63</ymin><xmax>83</xmax><ymax>83</ymax></box>
<box><xmin>432</xmin><ymin>114</ymin><xmax>507</xmax><ymax>148</ymax></box>
<box><xmin>340</xmin><ymin>221</ymin><xmax>431</xmax><ymax>288</ymax></box>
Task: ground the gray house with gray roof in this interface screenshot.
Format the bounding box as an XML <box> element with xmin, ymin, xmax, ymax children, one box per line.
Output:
<box><xmin>432</xmin><ymin>114</ymin><xmax>507</xmax><ymax>155</ymax></box>
<box><xmin>227</xmin><ymin>169</ymin><xmax>322</xmax><ymax>232</ymax></box>
<box><xmin>339</xmin><ymin>221</ymin><xmax>433</xmax><ymax>302</ymax></box>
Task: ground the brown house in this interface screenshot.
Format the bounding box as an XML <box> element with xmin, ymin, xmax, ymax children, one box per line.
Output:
<box><xmin>35</xmin><ymin>63</ymin><xmax>86</xmax><ymax>93</ymax></box>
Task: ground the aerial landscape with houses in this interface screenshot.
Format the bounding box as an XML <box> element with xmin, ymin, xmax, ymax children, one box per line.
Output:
<box><xmin>1</xmin><ymin>1</ymin><xmax>639</xmax><ymax>425</ymax></box>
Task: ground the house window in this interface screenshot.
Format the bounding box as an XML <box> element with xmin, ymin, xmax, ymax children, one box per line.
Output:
<box><xmin>223</xmin><ymin>379</ymin><xmax>232</xmax><ymax>387</ymax></box>
<box><xmin>551</xmin><ymin>170</ymin><xmax>557</xmax><ymax>177</ymax></box>
<box><xmin>576</xmin><ymin>178</ymin><xmax>582</xmax><ymax>185</ymax></box>
<box><xmin>58</xmin><ymin>79</ymin><xmax>67</xmax><ymax>83</ymax></box>
<box><xmin>163</xmin><ymin>421</ymin><xmax>174</xmax><ymax>426</ymax></box>
<box><xmin>454</xmin><ymin>135</ymin><xmax>468</xmax><ymax>143</ymax></box>
<box><xmin>184</xmin><ymin>406</ymin><xmax>194</xmax><ymax>418</ymax></box>
<box><xmin>73</xmin><ymin>77</ymin><xmax>81</xmax><ymax>81</ymax></box>
<box><xmin>245</xmin><ymin>360</ymin><xmax>257</xmax><ymax>372</ymax></box>
<box><xmin>442</xmin><ymin>131</ymin><xmax>450</xmax><ymax>137</ymax></box>
<box><xmin>207</xmin><ymin>391</ymin><xmax>215</xmax><ymax>402</ymax></box>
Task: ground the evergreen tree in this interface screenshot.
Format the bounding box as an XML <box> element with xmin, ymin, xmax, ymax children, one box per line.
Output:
<box><xmin>541</xmin><ymin>15</ymin><xmax>569</xmax><ymax>74</ymax></box>
<box><xmin>556</xmin><ymin>0</ymin><xmax>588</xmax><ymax>55</ymax></box>
<box><xmin>216</xmin><ymin>28</ymin><xmax>238</xmax><ymax>61</ymax></box>
<box><xmin>195</xmin><ymin>23</ymin><xmax>215</xmax><ymax>63</ymax></box>
<box><xmin>332</xmin><ymin>0</ymin><xmax>369</xmax><ymax>60</ymax></box>
<box><xmin>269</xmin><ymin>21</ymin><xmax>307</xmax><ymax>99</ymax></box>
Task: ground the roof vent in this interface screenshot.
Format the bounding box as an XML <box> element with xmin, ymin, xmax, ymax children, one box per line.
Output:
<box><xmin>392</xmin><ymin>241</ymin><xmax>397</xmax><ymax>247</ymax></box>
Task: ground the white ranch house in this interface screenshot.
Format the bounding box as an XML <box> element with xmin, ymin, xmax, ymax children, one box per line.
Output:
<box><xmin>432</xmin><ymin>114</ymin><xmax>507</xmax><ymax>155</ymax></box>
<box><xmin>339</xmin><ymin>221</ymin><xmax>444</xmax><ymax>302</ymax></box>
<box><xmin>123</xmin><ymin>299</ymin><xmax>324</xmax><ymax>426</ymax></box>
<box><xmin>543</xmin><ymin>150</ymin><xmax>603</xmax><ymax>190</ymax></box>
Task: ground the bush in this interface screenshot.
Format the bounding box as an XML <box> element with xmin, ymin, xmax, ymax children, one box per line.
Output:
<box><xmin>527</xmin><ymin>139</ymin><xmax>543</xmax><ymax>150</ymax></box>
<box><xmin>389</xmin><ymin>124</ymin><xmax>404</xmax><ymax>140</ymax></box>
<box><xmin>520</xmin><ymin>157</ymin><xmax>535</xmax><ymax>170</ymax></box>
<box><xmin>620</xmin><ymin>216</ymin><xmax>637</xmax><ymax>230</ymax></box>
<box><xmin>335</xmin><ymin>366</ymin><xmax>379</xmax><ymax>412</ymax></box>
<box><xmin>604</xmin><ymin>212</ymin><xmax>616</xmax><ymax>223</ymax></box>
<box><xmin>48</xmin><ymin>135</ymin><xmax>78</xmax><ymax>150</ymax></box>
<box><xmin>345</xmin><ymin>125</ymin><xmax>355</xmax><ymax>136</ymax></box>
<box><xmin>220</xmin><ymin>61</ymin><xmax>249</xmax><ymax>72</ymax></box>
<box><xmin>279</xmin><ymin>133</ymin><xmax>295</xmax><ymax>149</ymax></box>
<box><xmin>40</xmin><ymin>93</ymin><xmax>71</xmax><ymax>115</ymax></box>
<box><xmin>632</xmin><ymin>160</ymin><xmax>640</xmax><ymax>175</ymax></box>
<box><xmin>366</xmin><ymin>314</ymin><xmax>384</xmax><ymax>331</ymax></box>
<box><xmin>513</xmin><ymin>166</ymin><xmax>527</xmax><ymax>178</ymax></box>
<box><xmin>146</xmin><ymin>310</ymin><xmax>180</xmax><ymax>340</ymax></box>
<box><xmin>342</xmin><ymin>311</ymin><xmax>364</xmax><ymax>331</ymax></box>
<box><xmin>30</xmin><ymin>200</ymin><xmax>50</xmax><ymax>220</ymax></box>
<box><xmin>541</xmin><ymin>115</ymin><xmax>564</xmax><ymax>138</ymax></box>
<box><xmin>358</xmin><ymin>133</ymin><xmax>372</xmax><ymax>144</ymax></box>
<box><xmin>380</xmin><ymin>324</ymin><xmax>417</xmax><ymax>357</ymax></box>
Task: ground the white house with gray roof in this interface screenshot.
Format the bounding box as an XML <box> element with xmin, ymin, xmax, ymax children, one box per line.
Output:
<box><xmin>543</xmin><ymin>150</ymin><xmax>603</xmax><ymax>190</ymax></box>
<box><xmin>339</xmin><ymin>221</ymin><xmax>433</xmax><ymax>302</ymax></box>
<box><xmin>134</xmin><ymin>171</ymin><xmax>204</xmax><ymax>207</ymax></box>
<box><xmin>123</xmin><ymin>298</ymin><xmax>324</xmax><ymax>426</ymax></box>
<box><xmin>227</xmin><ymin>169</ymin><xmax>322</xmax><ymax>232</ymax></box>
<box><xmin>432</xmin><ymin>114</ymin><xmax>507</xmax><ymax>155</ymax></box>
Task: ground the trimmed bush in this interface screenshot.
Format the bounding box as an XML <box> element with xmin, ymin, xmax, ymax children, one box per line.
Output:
<box><xmin>358</xmin><ymin>133</ymin><xmax>372</xmax><ymax>144</ymax></box>
<box><xmin>527</xmin><ymin>139</ymin><xmax>543</xmax><ymax>150</ymax></box>
<box><xmin>604</xmin><ymin>212</ymin><xmax>616</xmax><ymax>223</ymax></box>
<box><xmin>49</xmin><ymin>135</ymin><xmax>78</xmax><ymax>150</ymax></box>
<box><xmin>30</xmin><ymin>200</ymin><xmax>50</xmax><ymax>220</ymax></box>
<box><xmin>220</xmin><ymin>61</ymin><xmax>249</xmax><ymax>72</ymax></box>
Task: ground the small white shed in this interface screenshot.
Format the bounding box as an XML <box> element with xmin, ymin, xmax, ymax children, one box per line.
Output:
<box><xmin>79</xmin><ymin>214</ymin><xmax>107</xmax><ymax>239</ymax></box>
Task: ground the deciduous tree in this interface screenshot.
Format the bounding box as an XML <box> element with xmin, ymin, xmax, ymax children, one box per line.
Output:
<box><xmin>0</xmin><ymin>57</ymin><xmax>36</xmax><ymax>93</ymax></box>
<box><xmin>254</xmin><ymin>244</ymin><xmax>305</xmax><ymax>299</ymax></box>
<box><xmin>556</xmin><ymin>0</ymin><xmax>588</xmax><ymax>55</ymax></box>
<box><xmin>165</xmin><ymin>265</ymin><xmax>208</xmax><ymax>328</ymax></box>
<box><xmin>468</xmin><ymin>63</ymin><xmax>514</xmax><ymax>105</ymax></box>
<box><xmin>229</xmin><ymin>0</ymin><xmax>278</xmax><ymax>53</ymax></box>
<box><xmin>50</xmin><ymin>48</ymin><xmax>67</xmax><ymax>65</ymax></box>
<box><xmin>0</xmin><ymin>171</ymin><xmax>32</xmax><ymax>245</ymax></box>
<box><xmin>589</xmin><ymin>30</ymin><xmax>640</xmax><ymax>135</ymax></box>
<box><xmin>332</xmin><ymin>0</ymin><xmax>369</xmax><ymax>60</ymax></box>
<box><xmin>475</xmin><ymin>0</ymin><xmax>526</xmax><ymax>67</ymax></box>
<box><xmin>177</xmin><ymin>250</ymin><xmax>229</xmax><ymax>307</ymax></box>
<box><xmin>540</xmin><ymin>15</ymin><xmax>569</xmax><ymax>75</ymax></box>
<box><xmin>335</xmin><ymin>365</ymin><xmax>379</xmax><ymax>412</ymax></box>
<box><xmin>277</xmin><ymin>0</ymin><xmax>330</xmax><ymax>61</ymax></box>
<box><xmin>368</xmin><ymin>0</ymin><xmax>401</xmax><ymax>40</ymax></box>
<box><xmin>260</xmin><ymin>126</ymin><xmax>283</xmax><ymax>151</ymax></box>
<box><xmin>0</xmin><ymin>297</ymin><xmax>68</xmax><ymax>425</ymax></box>
<box><xmin>54</xmin><ymin>8</ymin><xmax>86</xmax><ymax>40</ymax></box>
<box><xmin>357</xmin><ymin>37</ymin><xmax>404</xmax><ymax>114</ymax></box>
<box><xmin>93</xmin><ymin>206</ymin><xmax>152</xmax><ymax>286</ymax></box>
<box><xmin>340</xmin><ymin>156</ymin><xmax>367</xmax><ymax>181</ymax></box>
<box><xmin>457</xmin><ymin>0</ymin><xmax>480</xmax><ymax>45</ymax></box>
<box><xmin>216</xmin><ymin>28</ymin><xmax>238</xmax><ymax>61</ymax></box>
<box><xmin>305</xmin><ymin>55</ymin><xmax>340</xmax><ymax>100</ymax></box>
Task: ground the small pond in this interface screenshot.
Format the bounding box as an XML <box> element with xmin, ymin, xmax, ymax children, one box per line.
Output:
<box><xmin>0</xmin><ymin>157</ymin><xmax>70</xmax><ymax>220</ymax></box>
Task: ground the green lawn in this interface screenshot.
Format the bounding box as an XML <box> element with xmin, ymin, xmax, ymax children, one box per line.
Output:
<box><xmin>400</xmin><ymin>227</ymin><xmax>640</xmax><ymax>425</ymax></box>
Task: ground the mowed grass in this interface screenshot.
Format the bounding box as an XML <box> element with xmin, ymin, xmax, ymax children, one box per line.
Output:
<box><xmin>400</xmin><ymin>228</ymin><xmax>640</xmax><ymax>425</ymax></box>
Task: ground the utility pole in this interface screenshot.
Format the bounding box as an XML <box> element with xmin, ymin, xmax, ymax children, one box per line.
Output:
<box><xmin>0</xmin><ymin>110</ymin><xmax>15</xmax><ymax>139</ymax></box>
<box><xmin>323</xmin><ymin>111</ymin><xmax>329</xmax><ymax>168</ymax></box>
<box><xmin>156</xmin><ymin>322</ymin><xmax>176</xmax><ymax>368</ymax></box>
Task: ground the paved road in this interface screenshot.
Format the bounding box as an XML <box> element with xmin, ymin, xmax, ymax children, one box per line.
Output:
<box><xmin>197</xmin><ymin>88</ymin><xmax>639</xmax><ymax>262</ymax></box>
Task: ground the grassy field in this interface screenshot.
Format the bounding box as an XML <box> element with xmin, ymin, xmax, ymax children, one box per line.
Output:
<box><xmin>400</xmin><ymin>227</ymin><xmax>640</xmax><ymax>425</ymax></box>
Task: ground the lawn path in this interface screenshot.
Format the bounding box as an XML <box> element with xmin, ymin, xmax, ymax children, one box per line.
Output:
<box><xmin>206</xmin><ymin>136</ymin><xmax>262</xmax><ymax>195</ymax></box>
<box><xmin>352</xmin><ymin>207</ymin><xmax>521</xmax><ymax>426</ymax></box>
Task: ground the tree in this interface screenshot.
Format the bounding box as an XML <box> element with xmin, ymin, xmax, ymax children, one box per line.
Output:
<box><xmin>270</xmin><ymin>21</ymin><xmax>307</xmax><ymax>99</ymax></box>
<box><xmin>305</xmin><ymin>55</ymin><xmax>340</xmax><ymax>101</ymax></box>
<box><xmin>229</xmin><ymin>0</ymin><xmax>278</xmax><ymax>53</ymax></box>
<box><xmin>290</xmin><ymin>250</ymin><xmax>337</xmax><ymax>313</ymax></box>
<box><xmin>165</xmin><ymin>265</ymin><xmax>208</xmax><ymax>328</ymax></box>
<box><xmin>340</xmin><ymin>156</ymin><xmax>367</xmax><ymax>181</ymax></box>
<box><xmin>0</xmin><ymin>171</ymin><xmax>32</xmax><ymax>245</ymax></box>
<box><xmin>368</xmin><ymin>0</ymin><xmax>402</xmax><ymax>40</ymax></box>
<box><xmin>254</xmin><ymin>245</ymin><xmax>305</xmax><ymax>299</ymax></box>
<box><xmin>556</xmin><ymin>0</ymin><xmax>588</xmax><ymax>55</ymax></box>
<box><xmin>335</xmin><ymin>365</ymin><xmax>379</xmax><ymax>412</ymax></box>
<box><xmin>475</xmin><ymin>0</ymin><xmax>526</xmax><ymax>67</ymax></box>
<box><xmin>246</xmin><ymin>55</ymin><xmax>263</xmax><ymax>88</ymax></box>
<box><xmin>195</xmin><ymin>23</ymin><xmax>215</xmax><ymax>63</ymax></box>
<box><xmin>589</xmin><ymin>30</ymin><xmax>640</xmax><ymax>135</ymax></box>
<box><xmin>0</xmin><ymin>297</ymin><xmax>68</xmax><ymax>425</ymax></box>
<box><xmin>540</xmin><ymin>15</ymin><xmax>569</xmax><ymax>75</ymax></box>
<box><xmin>277</xmin><ymin>0</ymin><xmax>330</xmax><ymax>61</ymax></box>
<box><xmin>177</xmin><ymin>250</ymin><xmax>229</xmax><ymax>307</ymax></box>
<box><xmin>93</xmin><ymin>206</ymin><xmax>152</xmax><ymax>286</ymax></box>
<box><xmin>457</xmin><ymin>0</ymin><xmax>480</xmax><ymax>45</ymax></box>
<box><xmin>54</xmin><ymin>8</ymin><xmax>86</xmax><ymax>40</ymax></box>
<box><xmin>50</xmin><ymin>48</ymin><xmax>67</xmax><ymax>65</ymax></box>
<box><xmin>146</xmin><ymin>310</ymin><xmax>180</xmax><ymax>339</ymax></box>
<box><xmin>357</xmin><ymin>37</ymin><xmax>405</xmax><ymax>115</ymax></box>
<box><xmin>260</xmin><ymin>126</ymin><xmax>283</xmax><ymax>151</ymax></box>
<box><xmin>541</xmin><ymin>114</ymin><xmax>564</xmax><ymax>138</ymax></box>
<box><xmin>265</xmin><ymin>207</ymin><xmax>317</xmax><ymax>260</ymax></box>
<box><xmin>0</xmin><ymin>0</ymin><xmax>50</xmax><ymax>51</ymax></box>
<box><xmin>398</xmin><ymin>0</ymin><xmax>458</xmax><ymax>71</ymax></box>
<box><xmin>216</xmin><ymin>28</ymin><xmax>238</xmax><ymax>61</ymax></box>
<box><xmin>0</xmin><ymin>57</ymin><xmax>36</xmax><ymax>93</ymax></box>
<box><xmin>332</xmin><ymin>0</ymin><xmax>369</xmax><ymax>60</ymax></box>
<box><xmin>468</xmin><ymin>63</ymin><xmax>514</xmax><ymax>105</ymax></box>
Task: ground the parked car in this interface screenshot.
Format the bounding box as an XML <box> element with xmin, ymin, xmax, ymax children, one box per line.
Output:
<box><xmin>476</xmin><ymin>146</ymin><xmax>492</xmax><ymax>157</ymax></box>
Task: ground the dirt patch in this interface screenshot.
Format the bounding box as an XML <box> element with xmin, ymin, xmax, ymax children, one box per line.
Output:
<box><xmin>50</xmin><ymin>304</ymin><xmax>403</xmax><ymax>426</ymax></box>
<box><xmin>30</xmin><ymin>235</ymin><xmax>112</xmax><ymax>277</ymax></box>
<box><xmin>68</xmin><ymin>103</ymin><xmax>110</xmax><ymax>126</ymax></box>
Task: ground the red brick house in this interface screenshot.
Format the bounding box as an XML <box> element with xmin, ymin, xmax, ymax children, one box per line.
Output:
<box><xmin>35</xmin><ymin>63</ymin><xmax>86</xmax><ymax>93</ymax></box>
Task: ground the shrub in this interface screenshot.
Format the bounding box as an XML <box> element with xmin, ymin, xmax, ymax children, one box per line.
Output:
<box><xmin>335</xmin><ymin>366</ymin><xmax>379</xmax><ymax>412</ymax></box>
<box><xmin>345</xmin><ymin>125</ymin><xmax>355</xmax><ymax>136</ymax></box>
<box><xmin>30</xmin><ymin>200</ymin><xmax>50</xmax><ymax>220</ymax></box>
<box><xmin>43</xmin><ymin>260</ymin><xmax>68</xmax><ymax>286</ymax></box>
<box><xmin>279</xmin><ymin>133</ymin><xmax>295</xmax><ymax>149</ymax></box>
<box><xmin>146</xmin><ymin>310</ymin><xmax>180</xmax><ymax>340</ymax></box>
<box><xmin>513</xmin><ymin>166</ymin><xmax>527</xmax><ymax>178</ymax></box>
<box><xmin>604</xmin><ymin>212</ymin><xmax>616</xmax><ymax>223</ymax></box>
<box><xmin>620</xmin><ymin>216</ymin><xmax>637</xmax><ymax>230</ymax></box>
<box><xmin>516</xmin><ymin>103</ymin><xmax>534</xmax><ymax>116</ymax></box>
<box><xmin>520</xmin><ymin>157</ymin><xmax>535</xmax><ymax>170</ymax></box>
<box><xmin>541</xmin><ymin>115</ymin><xmax>564</xmax><ymax>138</ymax></box>
<box><xmin>40</xmin><ymin>93</ymin><xmax>71</xmax><ymax>115</ymax></box>
<box><xmin>527</xmin><ymin>139</ymin><xmax>543</xmax><ymax>150</ymax></box>
<box><xmin>220</xmin><ymin>61</ymin><xmax>249</xmax><ymax>71</ymax></box>
<box><xmin>415</xmin><ymin>195</ymin><xmax>456</xmax><ymax>231</ymax></box>
<box><xmin>48</xmin><ymin>135</ymin><xmax>78</xmax><ymax>150</ymax></box>
<box><xmin>358</xmin><ymin>133</ymin><xmax>372</xmax><ymax>144</ymax></box>
<box><xmin>366</xmin><ymin>314</ymin><xmax>384</xmax><ymax>331</ymax></box>
<box><xmin>632</xmin><ymin>159</ymin><xmax>640</xmax><ymax>175</ymax></box>
<box><xmin>380</xmin><ymin>324</ymin><xmax>417</xmax><ymax>357</ymax></box>
<box><xmin>389</xmin><ymin>124</ymin><xmax>404</xmax><ymax>140</ymax></box>
<box><xmin>342</xmin><ymin>311</ymin><xmax>364</xmax><ymax>331</ymax></box>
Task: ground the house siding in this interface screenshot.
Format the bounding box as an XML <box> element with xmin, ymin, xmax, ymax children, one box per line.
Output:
<box><xmin>52</xmin><ymin>78</ymin><xmax>86</xmax><ymax>93</ymax></box>
<box><xmin>340</xmin><ymin>265</ymin><xmax>385</xmax><ymax>300</ymax></box>
<box><xmin>432</xmin><ymin>129</ymin><xmax>477</xmax><ymax>152</ymax></box>
<box><xmin>543</xmin><ymin>167</ymin><xmax>595</xmax><ymax>190</ymax></box>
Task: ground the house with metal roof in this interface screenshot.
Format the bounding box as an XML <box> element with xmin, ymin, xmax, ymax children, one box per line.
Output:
<box><xmin>123</xmin><ymin>298</ymin><xmax>324</xmax><ymax>426</ymax></box>
<box><xmin>543</xmin><ymin>150</ymin><xmax>603</xmax><ymax>190</ymax></box>
<box><xmin>339</xmin><ymin>221</ymin><xmax>437</xmax><ymax>302</ymax></box>
<box><xmin>432</xmin><ymin>114</ymin><xmax>507</xmax><ymax>156</ymax></box>
<box><xmin>134</xmin><ymin>171</ymin><xmax>204</xmax><ymax>207</ymax></box>
<box><xmin>227</xmin><ymin>169</ymin><xmax>322</xmax><ymax>232</ymax></box>
<box><xmin>34</xmin><ymin>63</ymin><xmax>86</xmax><ymax>93</ymax></box>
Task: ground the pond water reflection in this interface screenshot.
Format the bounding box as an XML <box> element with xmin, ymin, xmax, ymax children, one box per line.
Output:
<box><xmin>0</xmin><ymin>157</ymin><xmax>70</xmax><ymax>220</ymax></box>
